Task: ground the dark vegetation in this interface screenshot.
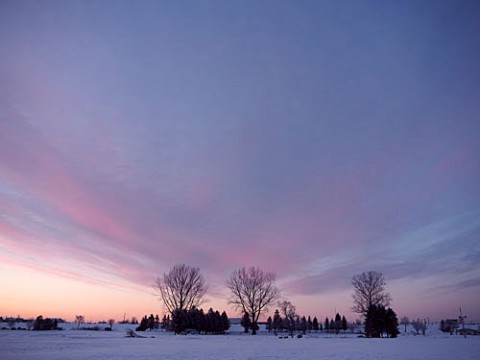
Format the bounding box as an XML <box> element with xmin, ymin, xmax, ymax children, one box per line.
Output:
<box><xmin>135</xmin><ymin>314</ymin><xmax>160</xmax><ymax>332</ymax></box>
<box><xmin>265</xmin><ymin>306</ymin><xmax>353</xmax><ymax>337</ymax></box>
<box><xmin>0</xmin><ymin>269</ymin><xmax>406</xmax><ymax>337</ymax></box>
<box><xmin>440</xmin><ymin>319</ymin><xmax>458</xmax><ymax>334</ymax></box>
<box><xmin>364</xmin><ymin>305</ymin><xmax>399</xmax><ymax>338</ymax></box>
<box><xmin>167</xmin><ymin>308</ymin><xmax>229</xmax><ymax>334</ymax></box>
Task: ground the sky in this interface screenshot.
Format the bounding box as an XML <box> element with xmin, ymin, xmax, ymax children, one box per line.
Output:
<box><xmin>1</xmin><ymin>0</ymin><xmax>479</xmax><ymax>323</ymax></box>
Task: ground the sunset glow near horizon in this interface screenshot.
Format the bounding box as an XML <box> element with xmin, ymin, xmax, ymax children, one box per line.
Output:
<box><xmin>1</xmin><ymin>1</ymin><xmax>479</xmax><ymax>323</ymax></box>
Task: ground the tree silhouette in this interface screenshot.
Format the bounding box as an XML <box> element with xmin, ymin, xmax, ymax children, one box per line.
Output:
<box><xmin>75</xmin><ymin>315</ymin><xmax>84</xmax><ymax>330</ymax></box>
<box><xmin>279</xmin><ymin>300</ymin><xmax>297</xmax><ymax>337</ymax></box>
<box><xmin>154</xmin><ymin>264</ymin><xmax>207</xmax><ymax>316</ymax></box>
<box><xmin>226</xmin><ymin>266</ymin><xmax>279</xmax><ymax>335</ymax></box>
<box><xmin>352</xmin><ymin>271</ymin><xmax>391</xmax><ymax>317</ymax></box>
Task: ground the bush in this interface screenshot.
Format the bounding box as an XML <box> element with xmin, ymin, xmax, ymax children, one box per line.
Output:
<box><xmin>33</xmin><ymin>316</ymin><xmax>59</xmax><ymax>331</ymax></box>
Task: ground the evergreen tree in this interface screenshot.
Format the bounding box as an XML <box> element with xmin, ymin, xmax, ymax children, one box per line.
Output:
<box><xmin>341</xmin><ymin>315</ymin><xmax>348</xmax><ymax>332</ymax></box>
<box><xmin>365</xmin><ymin>305</ymin><xmax>399</xmax><ymax>338</ymax></box>
<box><xmin>324</xmin><ymin>317</ymin><xmax>330</xmax><ymax>332</ymax></box>
<box><xmin>295</xmin><ymin>316</ymin><xmax>301</xmax><ymax>334</ymax></box>
<box><xmin>191</xmin><ymin>307</ymin><xmax>205</xmax><ymax>332</ymax></box>
<box><xmin>312</xmin><ymin>317</ymin><xmax>319</xmax><ymax>332</ymax></box>
<box><xmin>221</xmin><ymin>311</ymin><xmax>230</xmax><ymax>333</ymax></box>
<box><xmin>307</xmin><ymin>316</ymin><xmax>312</xmax><ymax>333</ymax></box>
<box><xmin>334</xmin><ymin>313</ymin><xmax>342</xmax><ymax>334</ymax></box>
<box><xmin>148</xmin><ymin>314</ymin><xmax>156</xmax><ymax>330</ymax></box>
<box><xmin>273</xmin><ymin>309</ymin><xmax>282</xmax><ymax>335</ymax></box>
<box><xmin>136</xmin><ymin>316</ymin><xmax>149</xmax><ymax>332</ymax></box>
<box><xmin>330</xmin><ymin>319</ymin><xmax>335</xmax><ymax>333</ymax></box>
<box><xmin>266</xmin><ymin>316</ymin><xmax>273</xmax><ymax>333</ymax></box>
<box><xmin>241</xmin><ymin>311</ymin><xmax>251</xmax><ymax>333</ymax></box>
<box><xmin>206</xmin><ymin>308</ymin><xmax>216</xmax><ymax>333</ymax></box>
<box><xmin>365</xmin><ymin>306</ymin><xmax>377</xmax><ymax>337</ymax></box>
<box><xmin>301</xmin><ymin>316</ymin><xmax>308</xmax><ymax>334</ymax></box>
<box><xmin>171</xmin><ymin>309</ymin><xmax>189</xmax><ymax>334</ymax></box>
<box><xmin>161</xmin><ymin>315</ymin><xmax>171</xmax><ymax>331</ymax></box>
<box><xmin>385</xmin><ymin>308</ymin><xmax>399</xmax><ymax>338</ymax></box>
<box><xmin>214</xmin><ymin>310</ymin><xmax>222</xmax><ymax>333</ymax></box>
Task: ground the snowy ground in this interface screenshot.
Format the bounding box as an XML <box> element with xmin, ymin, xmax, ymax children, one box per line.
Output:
<box><xmin>1</xmin><ymin>324</ymin><xmax>479</xmax><ymax>360</ymax></box>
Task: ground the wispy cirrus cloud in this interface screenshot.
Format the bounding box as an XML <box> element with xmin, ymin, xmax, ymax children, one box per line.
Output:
<box><xmin>1</xmin><ymin>0</ymin><xmax>480</xmax><ymax>320</ymax></box>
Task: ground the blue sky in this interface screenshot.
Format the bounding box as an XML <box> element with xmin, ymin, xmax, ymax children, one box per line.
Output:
<box><xmin>1</xmin><ymin>0</ymin><xmax>479</xmax><ymax>321</ymax></box>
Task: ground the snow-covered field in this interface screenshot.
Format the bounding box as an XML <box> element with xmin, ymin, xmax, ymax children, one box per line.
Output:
<box><xmin>1</xmin><ymin>324</ymin><xmax>479</xmax><ymax>360</ymax></box>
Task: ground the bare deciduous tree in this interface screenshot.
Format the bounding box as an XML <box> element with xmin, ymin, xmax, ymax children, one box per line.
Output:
<box><xmin>400</xmin><ymin>316</ymin><xmax>409</xmax><ymax>334</ymax></box>
<box><xmin>226</xmin><ymin>266</ymin><xmax>279</xmax><ymax>335</ymax></box>
<box><xmin>75</xmin><ymin>315</ymin><xmax>84</xmax><ymax>330</ymax></box>
<box><xmin>411</xmin><ymin>318</ymin><xmax>426</xmax><ymax>335</ymax></box>
<box><xmin>279</xmin><ymin>300</ymin><xmax>297</xmax><ymax>337</ymax></box>
<box><xmin>154</xmin><ymin>264</ymin><xmax>207</xmax><ymax>315</ymax></box>
<box><xmin>351</xmin><ymin>271</ymin><xmax>391</xmax><ymax>317</ymax></box>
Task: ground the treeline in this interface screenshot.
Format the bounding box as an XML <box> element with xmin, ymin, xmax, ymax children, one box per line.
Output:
<box><xmin>33</xmin><ymin>316</ymin><xmax>61</xmax><ymax>331</ymax></box>
<box><xmin>135</xmin><ymin>308</ymin><xmax>230</xmax><ymax>334</ymax></box>
<box><xmin>135</xmin><ymin>314</ymin><xmax>160</xmax><ymax>331</ymax></box>
<box><xmin>323</xmin><ymin>313</ymin><xmax>350</xmax><ymax>334</ymax></box>
<box><xmin>1</xmin><ymin>316</ymin><xmax>66</xmax><ymax>331</ymax></box>
<box><xmin>168</xmin><ymin>308</ymin><xmax>230</xmax><ymax>334</ymax></box>
<box><xmin>264</xmin><ymin>311</ymin><xmax>352</xmax><ymax>336</ymax></box>
<box><xmin>265</xmin><ymin>312</ymin><xmax>320</xmax><ymax>335</ymax></box>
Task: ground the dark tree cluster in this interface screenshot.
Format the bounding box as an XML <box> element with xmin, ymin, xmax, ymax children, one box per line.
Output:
<box><xmin>323</xmin><ymin>313</ymin><xmax>348</xmax><ymax>334</ymax></box>
<box><xmin>440</xmin><ymin>319</ymin><xmax>458</xmax><ymax>334</ymax></box>
<box><xmin>266</xmin><ymin>308</ymin><xmax>320</xmax><ymax>336</ymax></box>
<box><xmin>168</xmin><ymin>307</ymin><xmax>230</xmax><ymax>334</ymax></box>
<box><xmin>364</xmin><ymin>305</ymin><xmax>399</xmax><ymax>338</ymax></box>
<box><xmin>33</xmin><ymin>316</ymin><xmax>60</xmax><ymax>331</ymax></box>
<box><xmin>135</xmin><ymin>314</ymin><xmax>160</xmax><ymax>332</ymax></box>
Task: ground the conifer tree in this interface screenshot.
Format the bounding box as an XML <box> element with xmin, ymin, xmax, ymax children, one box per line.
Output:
<box><xmin>341</xmin><ymin>315</ymin><xmax>348</xmax><ymax>332</ymax></box>
<box><xmin>334</xmin><ymin>313</ymin><xmax>341</xmax><ymax>334</ymax></box>
<box><xmin>221</xmin><ymin>311</ymin><xmax>230</xmax><ymax>333</ymax></box>
<box><xmin>301</xmin><ymin>316</ymin><xmax>308</xmax><ymax>334</ymax></box>
<box><xmin>312</xmin><ymin>316</ymin><xmax>319</xmax><ymax>332</ymax></box>
<box><xmin>241</xmin><ymin>311</ymin><xmax>251</xmax><ymax>333</ymax></box>
<box><xmin>273</xmin><ymin>309</ymin><xmax>282</xmax><ymax>335</ymax></box>
<box><xmin>266</xmin><ymin>316</ymin><xmax>273</xmax><ymax>332</ymax></box>
<box><xmin>385</xmin><ymin>308</ymin><xmax>399</xmax><ymax>338</ymax></box>
<box><xmin>365</xmin><ymin>305</ymin><xmax>399</xmax><ymax>338</ymax></box>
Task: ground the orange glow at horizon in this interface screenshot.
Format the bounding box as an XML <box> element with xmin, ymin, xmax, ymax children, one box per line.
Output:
<box><xmin>0</xmin><ymin>262</ymin><xmax>161</xmax><ymax>322</ymax></box>
<box><xmin>0</xmin><ymin>262</ymin><xmax>239</xmax><ymax>322</ymax></box>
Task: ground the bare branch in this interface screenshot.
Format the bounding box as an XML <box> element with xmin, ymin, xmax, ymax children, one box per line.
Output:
<box><xmin>154</xmin><ymin>264</ymin><xmax>207</xmax><ymax>315</ymax></box>
<box><xmin>226</xmin><ymin>266</ymin><xmax>279</xmax><ymax>335</ymax></box>
<box><xmin>351</xmin><ymin>271</ymin><xmax>391</xmax><ymax>317</ymax></box>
